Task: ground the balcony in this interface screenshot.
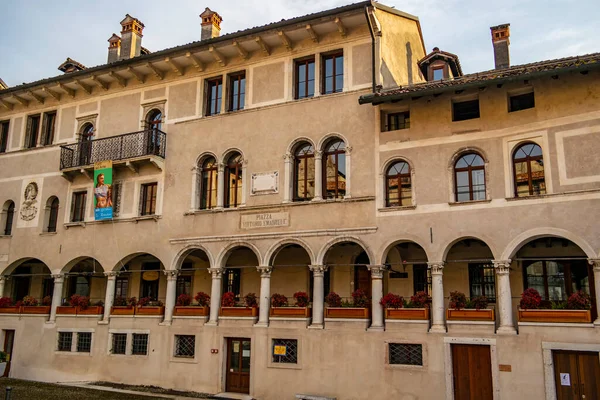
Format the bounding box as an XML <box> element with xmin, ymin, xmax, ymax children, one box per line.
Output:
<box><xmin>60</xmin><ymin>129</ymin><xmax>166</xmax><ymax>178</ymax></box>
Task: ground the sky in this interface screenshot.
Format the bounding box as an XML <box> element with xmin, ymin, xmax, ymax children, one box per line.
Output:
<box><xmin>1</xmin><ymin>0</ymin><xmax>598</xmax><ymax>87</ymax></box>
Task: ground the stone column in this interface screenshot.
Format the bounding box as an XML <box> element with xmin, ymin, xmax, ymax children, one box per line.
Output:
<box><xmin>283</xmin><ymin>154</ymin><xmax>292</xmax><ymax>203</ymax></box>
<box><xmin>344</xmin><ymin>146</ymin><xmax>352</xmax><ymax>198</ymax></box>
<box><xmin>368</xmin><ymin>265</ymin><xmax>387</xmax><ymax>331</ymax></box>
<box><xmin>589</xmin><ymin>259</ymin><xmax>600</xmax><ymax>326</ymax></box>
<box><xmin>313</xmin><ymin>151</ymin><xmax>323</xmax><ymax>201</ymax></box>
<box><xmin>493</xmin><ymin>260</ymin><xmax>517</xmax><ymax>334</ymax></box>
<box><xmin>240</xmin><ymin>159</ymin><xmax>248</xmax><ymax>207</ymax></box>
<box><xmin>216</xmin><ymin>163</ymin><xmax>225</xmax><ymax>209</ymax></box>
<box><xmin>428</xmin><ymin>262</ymin><xmax>446</xmax><ymax>333</ymax></box>
<box><xmin>206</xmin><ymin>268</ymin><xmax>223</xmax><ymax>326</ymax></box>
<box><xmin>100</xmin><ymin>272</ymin><xmax>118</xmax><ymax>324</ymax></box>
<box><xmin>190</xmin><ymin>166</ymin><xmax>200</xmax><ymax>210</ymax></box>
<box><xmin>48</xmin><ymin>274</ymin><xmax>64</xmax><ymax>323</ymax></box>
<box><xmin>309</xmin><ymin>265</ymin><xmax>328</xmax><ymax>328</ymax></box>
<box><xmin>162</xmin><ymin>270</ymin><xmax>179</xmax><ymax>325</ymax></box>
<box><xmin>0</xmin><ymin>276</ymin><xmax>6</xmax><ymax>297</ymax></box>
<box><xmin>255</xmin><ymin>266</ymin><xmax>273</xmax><ymax>327</ymax></box>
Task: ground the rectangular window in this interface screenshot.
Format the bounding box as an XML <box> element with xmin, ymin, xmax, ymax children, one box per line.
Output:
<box><xmin>386</xmin><ymin>112</ymin><xmax>410</xmax><ymax>131</ymax></box>
<box><xmin>468</xmin><ymin>263</ymin><xmax>496</xmax><ymax>302</ymax></box>
<box><xmin>111</xmin><ymin>333</ymin><xmax>127</xmax><ymax>355</ymax></box>
<box><xmin>71</xmin><ymin>191</ymin><xmax>87</xmax><ymax>222</ymax></box>
<box><xmin>25</xmin><ymin>114</ymin><xmax>41</xmax><ymax>149</ymax></box>
<box><xmin>412</xmin><ymin>264</ymin><xmax>431</xmax><ymax>295</ymax></box>
<box><xmin>295</xmin><ymin>57</ymin><xmax>315</xmax><ymax>99</ymax></box>
<box><xmin>41</xmin><ymin>111</ymin><xmax>57</xmax><ymax>146</ymax></box>
<box><xmin>140</xmin><ymin>182</ymin><xmax>158</xmax><ymax>216</ymax></box>
<box><xmin>132</xmin><ymin>334</ymin><xmax>149</xmax><ymax>355</ymax></box>
<box><xmin>272</xmin><ymin>339</ymin><xmax>298</xmax><ymax>364</ymax></box>
<box><xmin>452</xmin><ymin>99</ymin><xmax>480</xmax><ymax>121</ymax></box>
<box><xmin>222</xmin><ymin>268</ymin><xmax>241</xmax><ymax>298</ymax></box>
<box><xmin>509</xmin><ymin>91</ymin><xmax>535</xmax><ymax>112</ymax></box>
<box><xmin>0</xmin><ymin>121</ymin><xmax>9</xmax><ymax>153</ymax></box>
<box><xmin>77</xmin><ymin>332</ymin><xmax>92</xmax><ymax>353</ymax></box>
<box><xmin>389</xmin><ymin>343</ymin><xmax>423</xmax><ymax>366</ymax></box>
<box><xmin>57</xmin><ymin>332</ymin><xmax>73</xmax><ymax>352</ymax></box>
<box><xmin>228</xmin><ymin>72</ymin><xmax>246</xmax><ymax>112</ymax></box>
<box><xmin>176</xmin><ymin>275</ymin><xmax>192</xmax><ymax>298</ymax></box>
<box><xmin>206</xmin><ymin>77</ymin><xmax>223</xmax><ymax>116</ymax></box>
<box><xmin>112</xmin><ymin>181</ymin><xmax>122</xmax><ymax>218</ymax></box>
<box><xmin>322</xmin><ymin>52</ymin><xmax>343</xmax><ymax>95</ymax></box>
<box><xmin>174</xmin><ymin>335</ymin><xmax>195</xmax><ymax>358</ymax></box>
<box><xmin>114</xmin><ymin>277</ymin><xmax>129</xmax><ymax>298</ymax></box>
<box><xmin>432</xmin><ymin>67</ymin><xmax>444</xmax><ymax>81</ymax></box>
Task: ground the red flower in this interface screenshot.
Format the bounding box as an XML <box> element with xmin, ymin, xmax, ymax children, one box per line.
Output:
<box><xmin>449</xmin><ymin>291</ymin><xmax>467</xmax><ymax>310</ymax></box>
<box><xmin>293</xmin><ymin>291</ymin><xmax>309</xmax><ymax>308</ymax></box>
<box><xmin>380</xmin><ymin>293</ymin><xmax>403</xmax><ymax>309</ymax></box>
<box><xmin>221</xmin><ymin>292</ymin><xmax>236</xmax><ymax>307</ymax></box>
<box><xmin>519</xmin><ymin>288</ymin><xmax>542</xmax><ymax>309</ymax></box>
<box><xmin>271</xmin><ymin>293</ymin><xmax>288</xmax><ymax>307</ymax></box>
<box><xmin>176</xmin><ymin>293</ymin><xmax>192</xmax><ymax>306</ymax></box>
<box><xmin>325</xmin><ymin>292</ymin><xmax>342</xmax><ymax>307</ymax></box>
<box><xmin>567</xmin><ymin>290</ymin><xmax>591</xmax><ymax>310</ymax></box>
<box><xmin>194</xmin><ymin>292</ymin><xmax>210</xmax><ymax>307</ymax></box>
<box><xmin>244</xmin><ymin>293</ymin><xmax>258</xmax><ymax>308</ymax></box>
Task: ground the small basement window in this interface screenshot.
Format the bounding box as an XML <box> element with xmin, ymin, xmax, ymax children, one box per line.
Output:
<box><xmin>509</xmin><ymin>91</ymin><xmax>535</xmax><ymax>112</ymax></box>
<box><xmin>384</xmin><ymin>111</ymin><xmax>410</xmax><ymax>131</ymax></box>
<box><xmin>57</xmin><ymin>332</ymin><xmax>73</xmax><ymax>352</ymax></box>
<box><xmin>453</xmin><ymin>99</ymin><xmax>480</xmax><ymax>121</ymax></box>
<box><xmin>389</xmin><ymin>343</ymin><xmax>423</xmax><ymax>366</ymax></box>
<box><xmin>174</xmin><ymin>335</ymin><xmax>196</xmax><ymax>358</ymax></box>
<box><xmin>272</xmin><ymin>339</ymin><xmax>298</xmax><ymax>364</ymax></box>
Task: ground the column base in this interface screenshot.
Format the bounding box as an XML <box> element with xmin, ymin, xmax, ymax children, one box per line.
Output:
<box><xmin>496</xmin><ymin>325</ymin><xmax>517</xmax><ymax>335</ymax></box>
<box><xmin>594</xmin><ymin>318</ymin><xmax>600</xmax><ymax>327</ymax></box>
<box><xmin>97</xmin><ymin>320</ymin><xmax>110</xmax><ymax>325</ymax></box>
<box><xmin>254</xmin><ymin>321</ymin><xmax>269</xmax><ymax>328</ymax></box>
<box><xmin>367</xmin><ymin>325</ymin><xmax>385</xmax><ymax>332</ymax></box>
<box><xmin>311</xmin><ymin>197</ymin><xmax>323</xmax><ymax>202</ymax></box>
<box><xmin>308</xmin><ymin>323</ymin><xmax>324</xmax><ymax>330</ymax></box>
<box><xmin>159</xmin><ymin>321</ymin><xmax>172</xmax><ymax>327</ymax></box>
<box><xmin>205</xmin><ymin>321</ymin><xmax>219</xmax><ymax>327</ymax></box>
<box><xmin>429</xmin><ymin>324</ymin><xmax>446</xmax><ymax>333</ymax></box>
<box><xmin>45</xmin><ymin>321</ymin><xmax>56</xmax><ymax>326</ymax></box>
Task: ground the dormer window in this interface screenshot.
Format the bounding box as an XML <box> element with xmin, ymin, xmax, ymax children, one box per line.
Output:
<box><xmin>432</xmin><ymin>67</ymin><xmax>444</xmax><ymax>81</ymax></box>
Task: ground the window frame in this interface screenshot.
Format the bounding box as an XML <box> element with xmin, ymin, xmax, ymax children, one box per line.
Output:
<box><xmin>385</xmin><ymin>160</ymin><xmax>412</xmax><ymax>207</ymax></box>
<box><xmin>322</xmin><ymin>139</ymin><xmax>346</xmax><ymax>200</ymax></box>
<box><xmin>140</xmin><ymin>182</ymin><xmax>158</xmax><ymax>216</ymax></box>
<box><xmin>522</xmin><ymin>259</ymin><xmax>591</xmax><ymax>302</ymax></box>
<box><xmin>468</xmin><ymin>263</ymin><xmax>496</xmax><ymax>303</ymax></box>
<box><xmin>57</xmin><ymin>332</ymin><xmax>73</xmax><ymax>352</ymax></box>
<box><xmin>228</xmin><ymin>72</ymin><xmax>246</xmax><ymax>112</ymax></box>
<box><xmin>224</xmin><ymin>153</ymin><xmax>243</xmax><ymax>208</ymax></box>
<box><xmin>509</xmin><ymin>90</ymin><xmax>535</xmax><ymax>112</ymax></box>
<box><xmin>431</xmin><ymin>66</ymin><xmax>445</xmax><ymax>81</ymax></box>
<box><xmin>111</xmin><ymin>333</ymin><xmax>127</xmax><ymax>355</ymax></box>
<box><xmin>271</xmin><ymin>338</ymin><xmax>299</xmax><ymax>365</ymax></box>
<box><xmin>205</xmin><ymin>77</ymin><xmax>223</xmax><ymax>116</ymax></box>
<box><xmin>199</xmin><ymin>157</ymin><xmax>218</xmax><ymax>210</ymax></box>
<box><xmin>4</xmin><ymin>201</ymin><xmax>15</xmax><ymax>235</ymax></box>
<box><xmin>41</xmin><ymin>111</ymin><xmax>57</xmax><ymax>146</ymax></box>
<box><xmin>47</xmin><ymin>197</ymin><xmax>59</xmax><ymax>233</ymax></box>
<box><xmin>454</xmin><ymin>153</ymin><xmax>486</xmax><ymax>202</ymax></box>
<box><xmin>294</xmin><ymin>57</ymin><xmax>315</xmax><ymax>100</ymax></box>
<box><xmin>131</xmin><ymin>333</ymin><xmax>149</xmax><ymax>355</ymax></box>
<box><xmin>512</xmin><ymin>142</ymin><xmax>545</xmax><ymax>197</ymax></box>
<box><xmin>222</xmin><ymin>268</ymin><xmax>241</xmax><ymax>299</ymax></box>
<box><xmin>452</xmin><ymin>99</ymin><xmax>480</xmax><ymax>122</ymax></box>
<box><xmin>25</xmin><ymin>114</ymin><xmax>41</xmax><ymax>149</ymax></box>
<box><xmin>321</xmin><ymin>51</ymin><xmax>344</xmax><ymax>95</ymax></box>
<box><xmin>0</xmin><ymin>120</ymin><xmax>9</xmax><ymax>153</ymax></box>
<box><xmin>174</xmin><ymin>335</ymin><xmax>196</xmax><ymax>358</ymax></box>
<box><xmin>76</xmin><ymin>332</ymin><xmax>93</xmax><ymax>353</ymax></box>
<box><xmin>293</xmin><ymin>143</ymin><xmax>315</xmax><ymax>202</ymax></box>
<box><xmin>387</xmin><ymin>343</ymin><xmax>424</xmax><ymax>367</ymax></box>
<box><xmin>71</xmin><ymin>191</ymin><xmax>87</xmax><ymax>222</ymax></box>
<box><xmin>385</xmin><ymin>111</ymin><xmax>410</xmax><ymax>131</ymax></box>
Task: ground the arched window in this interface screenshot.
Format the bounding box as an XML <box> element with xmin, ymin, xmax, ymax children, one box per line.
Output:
<box><xmin>79</xmin><ymin>123</ymin><xmax>94</xmax><ymax>166</ymax></box>
<box><xmin>3</xmin><ymin>201</ymin><xmax>15</xmax><ymax>236</ymax></box>
<box><xmin>513</xmin><ymin>143</ymin><xmax>545</xmax><ymax>197</ymax></box>
<box><xmin>225</xmin><ymin>152</ymin><xmax>243</xmax><ymax>208</ymax></box>
<box><xmin>146</xmin><ymin>109</ymin><xmax>162</xmax><ymax>131</ymax></box>
<box><xmin>47</xmin><ymin>197</ymin><xmax>60</xmax><ymax>233</ymax></box>
<box><xmin>199</xmin><ymin>157</ymin><xmax>218</xmax><ymax>210</ymax></box>
<box><xmin>323</xmin><ymin>139</ymin><xmax>346</xmax><ymax>199</ymax></box>
<box><xmin>454</xmin><ymin>153</ymin><xmax>486</xmax><ymax>202</ymax></box>
<box><xmin>294</xmin><ymin>143</ymin><xmax>315</xmax><ymax>201</ymax></box>
<box><xmin>386</xmin><ymin>160</ymin><xmax>411</xmax><ymax>207</ymax></box>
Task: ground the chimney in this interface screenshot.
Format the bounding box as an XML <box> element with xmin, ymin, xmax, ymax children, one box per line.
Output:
<box><xmin>119</xmin><ymin>14</ymin><xmax>145</xmax><ymax>60</ymax></box>
<box><xmin>200</xmin><ymin>8</ymin><xmax>222</xmax><ymax>40</ymax></box>
<box><xmin>490</xmin><ymin>24</ymin><xmax>510</xmax><ymax>69</ymax></box>
<box><xmin>107</xmin><ymin>34</ymin><xmax>121</xmax><ymax>63</ymax></box>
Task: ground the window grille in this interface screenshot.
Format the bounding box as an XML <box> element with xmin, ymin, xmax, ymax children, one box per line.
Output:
<box><xmin>77</xmin><ymin>332</ymin><xmax>92</xmax><ymax>353</ymax></box>
<box><xmin>453</xmin><ymin>99</ymin><xmax>480</xmax><ymax>121</ymax></box>
<box><xmin>175</xmin><ymin>335</ymin><xmax>195</xmax><ymax>358</ymax></box>
<box><xmin>132</xmin><ymin>334</ymin><xmax>149</xmax><ymax>355</ymax></box>
<box><xmin>57</xmin><ymin>332</ymin><xmax>73</xmax><ymax>352</ymax></box>
<box><xmin>389</xmin><ymin>343</ymin><xmax>423</xmax><ymax>366</ymax></box>
<box><xmin>468</xmin><ymin>263</ymin><xmax>496</xmax><ymax>302</ymax></box>
<box><xmin>111</xmin><ymin>333</ymin><xmax>127</xmax><ymax>355</ymax></box>
<box><xmin>272</xmin><ymin>339</ymin><xmax>298</xmax><ymax>364</ymax></box>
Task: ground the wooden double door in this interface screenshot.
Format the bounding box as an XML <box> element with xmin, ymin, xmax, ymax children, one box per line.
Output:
<box><xmin>226</xmin><ymin>338</ymin><xmax>251</xmax><ymax>394</ymax></box>
<box><xmin>553</xmin><ymin>351</ymin><xmax>600</xmax><ymax>400</ymax></box>
<box><xmin>452</xmin><ymin>344</ymin><xmax>493</xmax><ymax>400</ymax></box>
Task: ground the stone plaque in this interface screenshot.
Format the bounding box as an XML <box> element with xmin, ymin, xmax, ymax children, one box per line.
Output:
<box><xmin>251</xmin><ymin>171</ymin><xmax>278</xmax><ymax>195</ymax></box>
<box><xmin>241</xmin><ymin>212</ymin><xmax>289</xmax><ymax>229</ymax></box>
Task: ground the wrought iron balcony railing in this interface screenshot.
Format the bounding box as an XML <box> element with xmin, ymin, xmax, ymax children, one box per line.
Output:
<box><xmin>60</xmin><ymin>129</ymin><xmax>166</xmax><ymax>170</ymax></box>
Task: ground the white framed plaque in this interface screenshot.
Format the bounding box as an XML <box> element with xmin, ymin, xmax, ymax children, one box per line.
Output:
<box><xmin>251</xmin><ymin>171</ymin><xmax>279</xmax><ymax>195</ymax></box>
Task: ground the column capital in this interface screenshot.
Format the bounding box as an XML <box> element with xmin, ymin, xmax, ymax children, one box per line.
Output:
<box><xmin>427</xmin><ymin>262</ymin><xmax>444</xmax><ymax>274</ymax></box>
<box><xmin>309</xmin><ymin>265</ymin><xmax>329</xmax><ymax>276</ymax></box>
<box><xmin>367</xmin><ymin>264</ymin><xmax>388</xmax><ymax>279</ymax></box>
<box><xmin>283</xmin><ymin>153</ymin><xmax>293</xmax><ymax>162</ymax></box>
<box><xmin>493</xmin><ymin>259</ymin><xmax>512</xmax><ymax>275</ymax></box>
<box><xmin>52</xmin><ymin>274</ymin><xmax>65</xmax><ymax>282</ymax></box>
<box><xmin>345</xmin><ymin>146</ymin><xmax>353</xmax><ymax>155</ymax></box>
<box><xmin>588</xmin><ymin>258</ymin><xmax>600</xmax><ymax>271</ymax></box>
<box><xmin>257</xmin><ymin>266</ymin><xmax>273</xmax><ymax>277</ymax></box>
<box><xmin>104</xmin><ymin>271</ymin><xmax>119</xmax><ymax>278</ymax></box>
<box><xmin>217</xmin><ymin>163</ymin><xmax>225</xmax><ymax>172</ymax></box>
<box><xmin>0</xmin><ymin>275</ymin><xmax>8</xmax><ymax>282</ymax></box>
<box><xmin>315</xmin><ymin>151</ymin><xmax>323</xmax><ymax>159</ymax></box>
<box><xmin>208</xmin><ymin>267</ymin><xmax>223</xmax><ymax>278</ymax></box>
<box><xmin>164</xmin><ymin>269</ymin><xmax>179</xmax><ymax>280</ymax></box>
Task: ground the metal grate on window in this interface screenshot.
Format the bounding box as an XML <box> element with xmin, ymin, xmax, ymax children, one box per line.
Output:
<box><xmin>272</xmin><ymin>339</ymin><xmax>298</xmax><ymax>364</ymax></box>
<box><xmin>111</xmin><ymin>333</ymin><xmax>127</xmax><ymax>355</ymax></box>
<box><xmin>389</xmin><ymin>343</ymin><xmax>423</xmax><ymax>366</ymax></box>
<box><xmin>132</xmin><ymin>334</ymin><xmax>149</xmax><ymax>355</ymax></box>
<box><xmin>57</xmin><ymin>332</ymin><xmax>73</xmax><ymax>352</ymax></box>
<box><xmin>77</xmin><ymin>332</ymin><xmax>92</xmax><ymax>353</ymax></box>
<box><xmin>175</xmin><ymin>335</ymin><xmax>195</xmax><ymax>358</ymax></box>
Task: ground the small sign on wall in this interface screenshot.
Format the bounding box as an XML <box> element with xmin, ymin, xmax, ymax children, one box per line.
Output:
<box><xmin>560</xmin><ymin>373</ymin><xmax>570</xmax><ymax>386</ymax></box>
<box><xmin>251</xmin><ymin>171</ymin><xmax>278</xmax><ymax>195</ymax></box>
<box><xmin>241</xmin><ymin>212</ymin><xmax>289</xmax><ymax>229</ymax></box>
<box><xmin>273</xmin><ymin>345</ymin><xmax>287</xmax><ymax>356</ymax></box>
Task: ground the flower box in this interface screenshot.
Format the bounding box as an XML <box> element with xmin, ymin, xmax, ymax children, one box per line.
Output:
<box><xmin>77</xmin><ymin>306</ymin><xmax>104</xmax><ymax>315</ymax></box>
<box><xmin>270</xmin><ymin>307</ymin><xmax>311</xmax><ymax>318</ymax></box>
<box><xmin>20</xmin><ymin>306</ymin><xmax>51</xmax><ymax>315</ymax></box>
<box><xmin>219</xmin><ymin>307</ymin><xmax>258</xmax><ymax>317</ymax></box>
<box><xmin>135</xmin><ymin>306</ymin><xmax>165</xmax><ymax>316</ymax></box>
<box><xmin>0</xmin><ymin>306</ymin><xmax>21</xmax><ymax>314</ymax></box>
<box><xmin>56</xmin><ymin>306</ymin><xmax>78</xmax><ymax>315</ymax></box>
<box><xmin>174</xmin><ymin>306</ymin><xmax>209</xmax><ymax>317</ymax></box>
<box><xmin>325</xmin><ymin>307</ymin><xmax>370</xmax><ymax>319</ymax></box>
<box><xmin>447</xmin><ymin>308</ymin><xmax>495</xmax><ymax>322</ymax></box>
<box><xmin>518</xmin><ymin>309</ymin><xmax>592</xmax><ymax>323</ymax></box>
<box><xmin>385</xmin><ymin>308</ymin><xmax>429</xmax><ymax>320</ymax></box>
<box><xmin>110</xmin><ymin>306</ymin><xmax>135</xmax><ymax>315</ymax></box>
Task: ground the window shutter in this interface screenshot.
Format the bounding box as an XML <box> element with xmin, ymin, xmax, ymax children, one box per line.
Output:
<box><xmin>24</xmin><ymin>117</ymin><xmax>32</xmax><ymax>148</ymax></box>
<box><xmin>69</xmin><ymin>193</ymin><xmax>76</xmax><ymax>222</ymax></box>
<box><xmin>112</xmin><ymin>181</ymin><xmax>122</xmax><ymax>217</ymax></box>
<box><xmin>40</xmin><ymin>114</ymin><xmax>49</xmax><ymax>146</ymax></box>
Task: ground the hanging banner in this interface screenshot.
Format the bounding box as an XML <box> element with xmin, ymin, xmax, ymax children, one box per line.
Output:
<box><xmin>94</xmin><ymin>160</ymin><xmax>113</xmax><ymax>220</ymax></box>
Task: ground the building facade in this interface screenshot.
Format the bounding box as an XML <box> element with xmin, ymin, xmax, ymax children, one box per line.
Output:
<box><xmin>0</xmin><ymin>2</ymin><xmax>599</xmax><ymax>399</ymax></box>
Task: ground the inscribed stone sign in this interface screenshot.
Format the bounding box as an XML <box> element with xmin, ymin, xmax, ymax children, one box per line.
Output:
<box><xmin>241</xmin><ymin>212</ymin><xmax>289</xmax><ymax>229</ymax></box>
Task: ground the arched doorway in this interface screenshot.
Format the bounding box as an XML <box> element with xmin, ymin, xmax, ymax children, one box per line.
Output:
<box><xmin>383</xmin><ymin>241</ymin><xmax>429</xmax><ymax>298</ymax></box>
<box><xmin>269</xmin><ymin>243</ymin><xmax>312</xmax><ymax>300</ymax></box>
<box><xmin>176</xmin><ymin>249</ymin><xmax>212</xmax><ymax>300</ymax></box>
<box><xmin>3</xmin><ymin>259</ymin><xmax>53</xmax><ymax>302</ymax></box>
<box><xmin>222</xmin><ymin>246</ymin><xmax>260</xmax><ymax>302</ymax></box>
<box><xmin>444</xmin><ymin>239</ymin><xmax>495</xmax><ymax>303</ymax></box>
<box><xmin>322</xmin><ymin>240</ymin><xmax>371</xmax><ymax>302</ymax></box>
<box><xmin>114</xmin><ymin>253</ymin><xmax>165</xmax><ymax>303</ymax></box>
<box><xmin>63</xmin><ymin>257</ymin><xmax>105</xmax><ymax>304</ymax></box>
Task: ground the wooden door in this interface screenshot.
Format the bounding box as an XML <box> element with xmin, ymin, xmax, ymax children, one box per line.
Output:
<box><xmin>354</xmin><ymin>266</ymin><xmax>371</xmax><ymax>298</ymax></box>
<box><xmin>553</xmin><ymin>351</ymin><xmax>600</xmax><ymax>400</ymax></box>
<box><xmin>3</xmin><ymin>330</ymin><xmax>15</xmax><ymax>377</ymax></box>
<box><xmin>226</xmin><ymin>338</ymin><xmax>251</xmax><ymax>394</ymax></box>
<box><xmin>452</xmin><ymin>344</ymin><xmax>493</xmax><ymax>400</ymax></box>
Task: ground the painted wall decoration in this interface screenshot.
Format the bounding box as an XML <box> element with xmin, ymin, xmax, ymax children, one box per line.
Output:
<box><xmin>20</xmin><ymin>182</ymin><xmax>39</xmax><ymax>221</ymax></box>
<box><xmin>94</xmin><ymin>160</ymin><xmax>113</xmax><ymax>220</ymax></box>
